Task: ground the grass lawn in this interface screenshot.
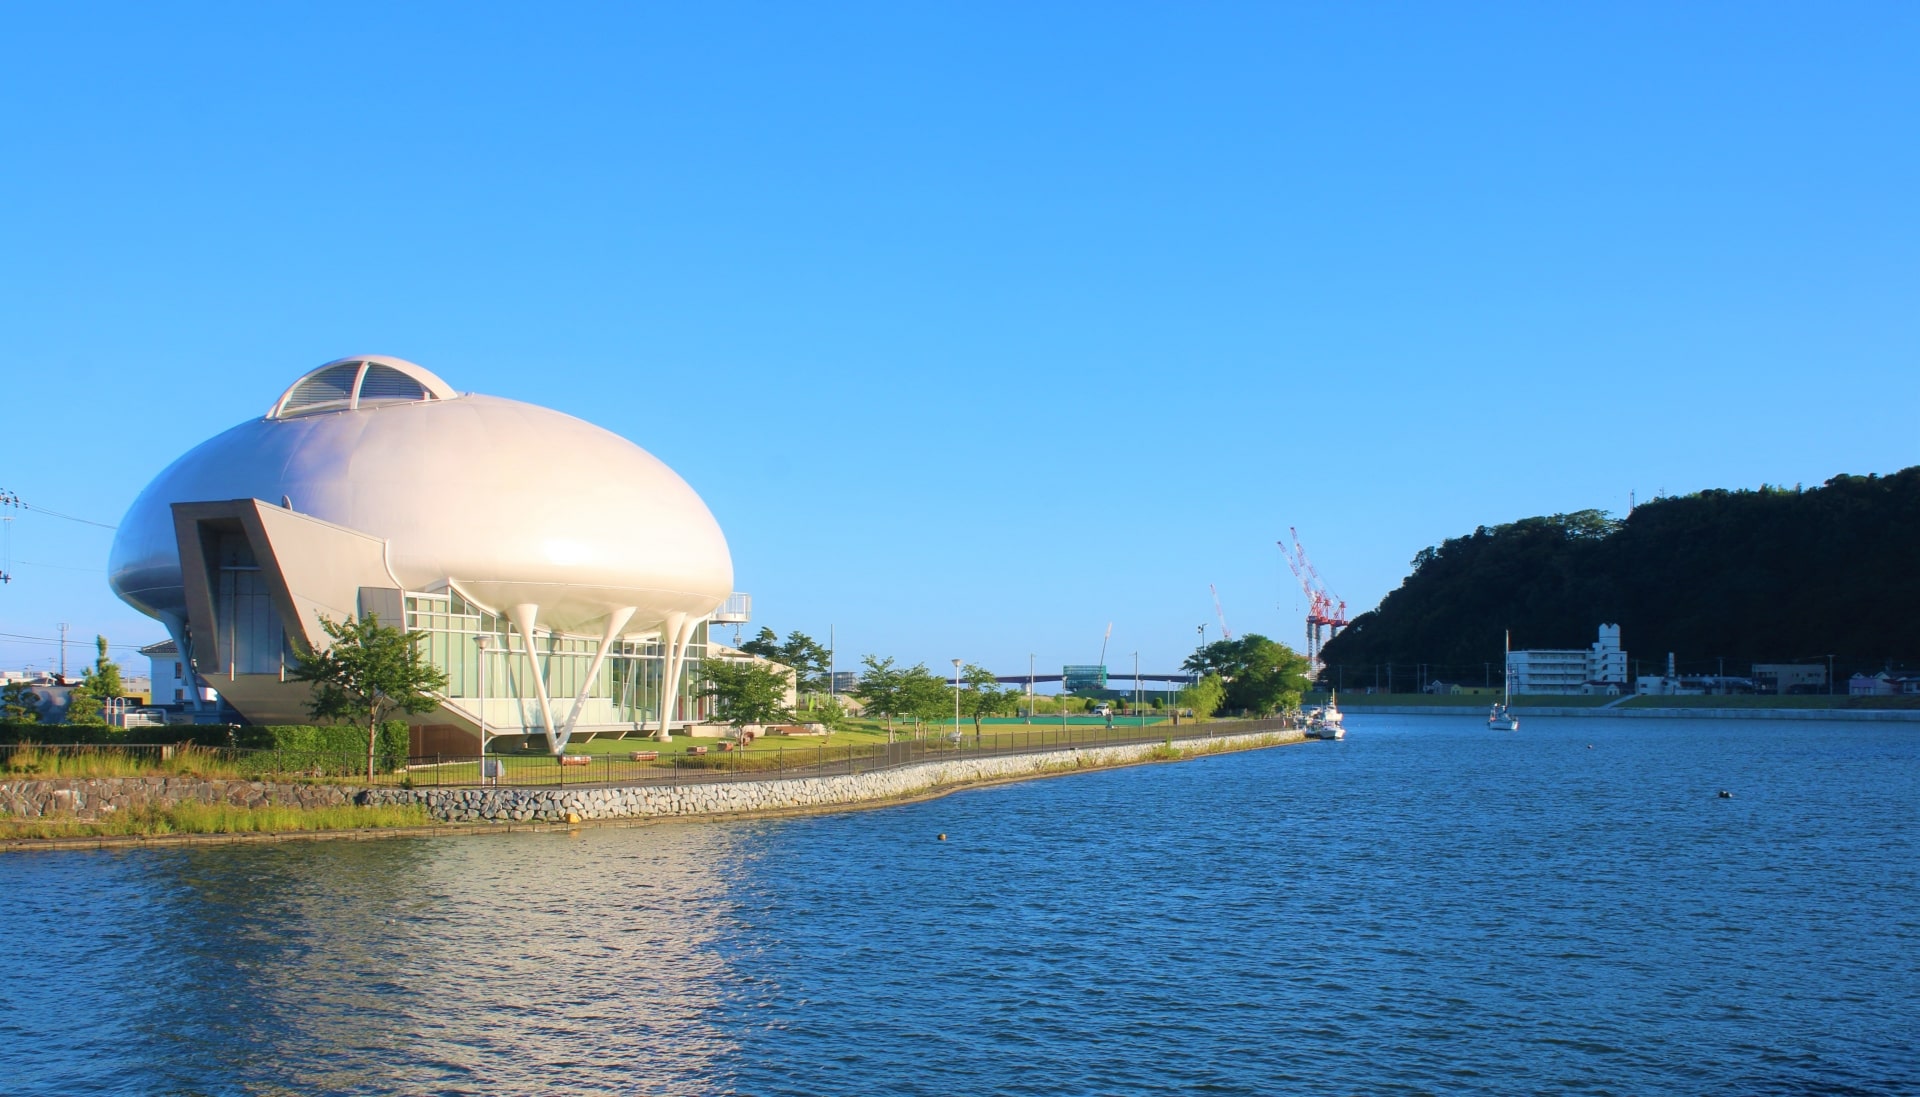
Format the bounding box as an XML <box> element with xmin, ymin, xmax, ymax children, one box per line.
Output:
<box><xmin>0</xmin><ymin>801</ymin><xmax>432</xmax><ymax>840</ymax></box>
<box><xmin>1615</xmin><ymin>694</ymin><xmax>1920</xmax><ymax>709</ymax></box>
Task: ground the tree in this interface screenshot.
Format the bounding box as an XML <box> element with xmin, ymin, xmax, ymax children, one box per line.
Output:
<box><xmin>700</xmin><ymin>657</ymin><xmax>792</xmax><ymax>729</ymax></box>
<box><xmin>1</xmin><ymin>680</ymin><xmax>40</xmax><ymax>724</ymax></box>
<box><xmin>66</xmin><ymin>636</ymin><xmax>125</xmax><ymax>725</ymax></box>
<box><xmin>898</xmin><ymin>663</ymin><xmax>953</xmax><ymax>738</ymax></box>
<box><xmin>740</xmin><ymin>627</ymin><xmax>832</xmax><ymax>693</ymax></box>
<box><xmin>850</xmin><ymin>655</ymin><xmax>904</xmax><ymax>734</ymax></box>
<box><xmin>288</xmin><ymin>613</ymin><xmax>447</xmax><ymax>781</ymax></box>
<box><xmin>1178</xmin><ymin>673</ymin><xmax>1227</xmax><ymax>719</ymax></box>
<box><xmin>1182</xmin><ymin>634</ymin><xmax>1311</xmax><ymax>716</ymax></box>
<box><xmin>959</xmin><ymin>663</ymin><xmax>1018</xmax><ymax>736</ymax></box>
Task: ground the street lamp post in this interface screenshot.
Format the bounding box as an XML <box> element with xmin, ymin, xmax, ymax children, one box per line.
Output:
<box><xmin>1133</xmin><ymin>651</ymin><xmax>1142</xmax><ymax>726</ymax></box>
<box><xmin>474</xmin><ymin>635</ymin><xmax>491</xmax><ymax>780</ymax></box>
<box><xmin>951</xmin><ymin>658</ymin><xmax>962</xmax><ymax>744</ymax></box>
<box><xmin>1027</xmin><ymin>653</ymin><xmax>1035</xmax><ymax>725</ymax></box>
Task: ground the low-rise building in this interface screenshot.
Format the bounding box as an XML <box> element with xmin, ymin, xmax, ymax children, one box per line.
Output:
<box><xmin>1752</xmin><ymin>663</ymin><xmax>1828</xmax><ymax>695</ymax></box>
<box><xmin>1508</xmin><ymin>624</ymin><xmax>1629</xmax><ymax>695</ymax></box>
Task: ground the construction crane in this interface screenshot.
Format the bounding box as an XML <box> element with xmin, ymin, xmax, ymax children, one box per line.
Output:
<box><xmin>1208</xmin><ymin>584</ymin><xmax>1234</xmax><ymax>641</ymax></box>
<box><xmin>1278</xmin><ymin>527</ymin><xmax>1348</xmax><ymax>677</ymax></box>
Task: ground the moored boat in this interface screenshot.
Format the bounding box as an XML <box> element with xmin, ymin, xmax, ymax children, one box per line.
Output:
<box><xmin>1489</xmin><ymin>631</ymin><xmax>1520</xmax><ymax>731</ymax></box>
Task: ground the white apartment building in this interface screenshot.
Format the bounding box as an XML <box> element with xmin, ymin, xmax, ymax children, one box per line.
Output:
<box><xmin>1507</xmin><ymin>624</ymin><xmax>1629</xmax><ymax>695</ymax></box>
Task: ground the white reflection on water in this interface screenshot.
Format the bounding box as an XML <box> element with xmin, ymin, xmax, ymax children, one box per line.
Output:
<box><xmin>114</xmin><ymin>823</ymin><xmax>767</xmax><ymax>1095</ymax></box>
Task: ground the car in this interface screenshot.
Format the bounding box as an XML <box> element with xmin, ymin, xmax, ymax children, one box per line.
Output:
<box><xmin>1091</xmin><ymin>704</ymin><xmax>1112</xmax><ymax>717</ymax></box>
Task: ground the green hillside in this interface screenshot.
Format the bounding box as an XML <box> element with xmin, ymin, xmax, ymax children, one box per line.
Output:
<box><xmin>1317</xmin><ymin>467</ymin><xmax>1920</xmax><ymax>685</ymax></box>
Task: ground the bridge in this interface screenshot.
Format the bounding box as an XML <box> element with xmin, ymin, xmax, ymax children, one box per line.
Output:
<box><xmin>949</xmin><ymin>672</ymin><xmax>1198</xmax><ymax>687</ymax></box>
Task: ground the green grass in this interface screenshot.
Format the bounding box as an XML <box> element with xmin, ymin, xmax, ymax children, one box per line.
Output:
<box><xmin>1615</xmin><ymin>694</ymin><xmax>1920</xmax><ymax>709</ymax></box>
<box><xmin>0</xmin><ymin>801</ymin><xmax>432</xmax><ymax>840</ymax></box>
<box><xmin>2</xmin><ymin>744</ymin><xmax>254</xmax><ymax>779</ymax></box>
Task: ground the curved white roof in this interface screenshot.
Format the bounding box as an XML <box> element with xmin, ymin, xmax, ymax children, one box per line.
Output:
<box><xmin>113</xmin><ymin>357</ymin><xmax>733</xmax><ymax>637</ymax></box>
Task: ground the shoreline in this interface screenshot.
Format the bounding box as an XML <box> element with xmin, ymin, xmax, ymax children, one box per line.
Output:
<box><xmin>2</xmin><ymin>727</ymin><xmax>1307</xmax><ymax>854</ymax></box>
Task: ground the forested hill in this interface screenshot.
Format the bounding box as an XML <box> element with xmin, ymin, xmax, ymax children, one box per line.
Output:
<box><xmin>1317</xmin><ymin>467</ymin><xmax>1920</xmax><ymax>683</ymax></box>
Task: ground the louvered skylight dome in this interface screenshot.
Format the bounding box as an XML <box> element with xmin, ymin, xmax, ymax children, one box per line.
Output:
<box><xmin>267</xmin><ymin>356</ymin><xmax>458</xmax><ymax>419</ymax></box>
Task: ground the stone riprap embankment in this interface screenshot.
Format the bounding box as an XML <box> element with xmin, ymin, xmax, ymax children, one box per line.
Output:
<box><xmin>0</xmin><ymin>728</ymin><xmax>1304</xmax><ymax>828</ymax></box>
<box><xmin>363</xmin><ymin>729</ymin><xmax>1305</xmax><ymax>824</ymax></box>
<box><xmin>0</xmin><ymin>777</ymin><xmax>359</xmax><ymax>821</ymax></box>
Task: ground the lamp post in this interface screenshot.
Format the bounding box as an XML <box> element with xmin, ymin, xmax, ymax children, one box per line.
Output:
<box><xmin>474</xmin><ymin>634</ymin><xmax>491</xmax><ymax>778</ymax></box>
<box><xmin>1027</xmin><ymin>653</ymin><xmax>1035</xmax><ymax>724</ymax></box>
<box><xmin>1133</xmin><ymin>651</ymin><xmax>1142</xmax><ymax>727</ymax></box>
<box><xmin>951</xmin><ymin>658</ymin><xmax>962</xmax><ymax>744</ymax></box>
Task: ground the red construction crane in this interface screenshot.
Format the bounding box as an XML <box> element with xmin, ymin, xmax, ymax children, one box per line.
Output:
<box><xmin>1278</xmin><ymin>527</ymin><xmax>1348</xmax><ymax>675</ymax></box>
<box><xmin>1209</xmin><ymin>584</ymin><xmax>1234</xmax><ymax>641</ymax></box>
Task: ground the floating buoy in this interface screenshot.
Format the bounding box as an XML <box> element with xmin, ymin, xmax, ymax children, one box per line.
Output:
<box><xmin>566</xmin><ymin>812</ymin><xmax>582</xmax><ymax>824</ymax></box>
<box><xmin>938</xmin><ymin>833</ymin><xmax>947</xmax><ymax>841</ymax></box>
<box><xmin>1587</xmin><ymin>744</ymin><xmax>1594</xmax><ymax>750</ymax></box>
<box><xmin>1717</xmin><ymin>790</ymin><xmax>1733</xmax><ymax>799</ymax></box>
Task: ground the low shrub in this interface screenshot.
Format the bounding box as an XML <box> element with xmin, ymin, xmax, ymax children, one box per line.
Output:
<box><xmin>231</xmin><ymin>721</ymin><xmax>409</xmax><ymax>773</ymax></box>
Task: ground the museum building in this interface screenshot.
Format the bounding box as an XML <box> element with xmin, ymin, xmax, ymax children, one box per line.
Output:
<box><xmin>107</xmin><ymin>356</ymin><xmax>745</xmax><ymax>754</ymax></box>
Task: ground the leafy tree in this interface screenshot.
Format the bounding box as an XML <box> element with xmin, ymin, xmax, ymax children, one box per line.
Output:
<box><xmin>850</xmin><ymin>655</ymin><xmax>904</xmax><ymax>733</ymax></box>
<box><xmin>700</xmin><ymin>657</ymin><xmax>792</xmax><ymax>729</ymax></box>
<box><xmin>1178</xmin><ymin>673</ymin><xmax>1227</xmax><ymax>719</ymax></box>
<box><xmin>803</xmin><ymin>695</ymin><xmax>853</xmax><ymax>732</ymax></box>
<box><xmin>959</xmin><ymin>663</ymin><xmax>1019</xmax><ymax>735</ymax></box>
<box><xmin>1182</xmin><ymin>634</ymin><xmax>1311</xmax><ymax>715</ymax></box>
<box><xmin>739</xmin><ymin>627</ymin><xmax>832</xmax><ymax>693</ymax></box>
<box><xmin>2</xmin><ymin>680</ymin><xmax>40</xmax><ymax>724</ymax></box>
<box><xmin>288</xmin><ymin>613</ymin><xmax>447</xmax><ymax>781</ymax></box>
<box><xmin>65</xmin><ymin>636</ymin><xmax>125</xmax><ymax>725</ymax></box>
<box><xmin>897</xmin><ymin>663</ymin><xmax>953</xmax><ymax>738</ymax></box>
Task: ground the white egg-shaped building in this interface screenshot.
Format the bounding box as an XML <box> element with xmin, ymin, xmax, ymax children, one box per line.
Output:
<box><xmin>108</xmin><ymin>357</ymin><xmax>746</xmax><ymax>753</ymax></box>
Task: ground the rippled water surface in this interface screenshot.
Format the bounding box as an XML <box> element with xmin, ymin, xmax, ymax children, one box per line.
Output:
<box><xmin>3</xmin><ymin>716</ymin><xmax>1916</xmax><ymax>1095</ymax></box>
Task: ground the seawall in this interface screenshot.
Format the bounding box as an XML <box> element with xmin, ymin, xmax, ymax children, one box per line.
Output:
<box><xmin>362</xmin><ymin>729</ymin><xmax>1307</xmax><ymax>823</ymax></box>
<box><xmin>2</xmin><ymin>727</ymin><xmax>1306</xmax><ymax>827</ymax></box>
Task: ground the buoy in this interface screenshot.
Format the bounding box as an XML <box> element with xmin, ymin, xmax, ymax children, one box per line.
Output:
<box><xmin>1717</xmin><ymin>790</ymin><xmax>1733</xmax><ymax>799</ymax></box>
<box><xmin>567</xmin><ymin>812</ymin><xmax>582</xmax><ymax>824</ymax></box>
<box><xmin>938</xmin><ymin>833</ymin><xmax>947</xmax><ymax>841</ymax></box>
<box><xmin>1587</xmin><ymin>744</ymin><xmax>1594</xmax><ymax>750</ymax></box>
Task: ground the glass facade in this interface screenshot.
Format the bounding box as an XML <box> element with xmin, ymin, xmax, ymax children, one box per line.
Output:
<box><xmin>404</xmin><ymin>590</ymin><xmax>710</xmax><ymax>733</ymax></box>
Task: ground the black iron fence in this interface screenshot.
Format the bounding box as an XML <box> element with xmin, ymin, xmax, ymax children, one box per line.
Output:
<box><xmin>1</xmin><ymin>717</ymin><xmax>1301</xmax><ymax>790</ymax></box>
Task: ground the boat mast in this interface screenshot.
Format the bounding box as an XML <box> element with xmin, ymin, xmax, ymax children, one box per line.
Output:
<box><xmin>1503</xmin><ymin>630</ymin><xmax>1512</xmax><ymax>709</ymax></box>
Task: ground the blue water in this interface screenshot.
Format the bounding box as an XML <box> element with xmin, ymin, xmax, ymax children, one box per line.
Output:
<box><xmin>2</xmin><ymin>716</ymin><xmax>1915</xmax><ymax>1095</ymax></box>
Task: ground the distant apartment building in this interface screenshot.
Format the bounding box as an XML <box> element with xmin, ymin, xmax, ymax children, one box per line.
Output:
<box><xmin>1507</xmin><ymin>624</ymin><xmax>1629</xmax><ymax>695</ymax></box>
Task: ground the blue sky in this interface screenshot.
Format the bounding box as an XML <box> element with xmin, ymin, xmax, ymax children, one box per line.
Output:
<box><xmin>2</xmin><ymin>2</ymin><xmax>1914</xmax><ymax>679</ymax></box>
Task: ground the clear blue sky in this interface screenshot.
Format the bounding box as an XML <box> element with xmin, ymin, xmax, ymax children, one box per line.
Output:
<box><xmin>2</xmin><ymin>3</ymin><xmax>1914</xmax><ymax>679</ymax></box>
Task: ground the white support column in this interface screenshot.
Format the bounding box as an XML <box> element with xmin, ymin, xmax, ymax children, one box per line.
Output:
<box><xmin>655</xmin><ymin>612</ymin><xmax>687</xmax><ymax>742</ymax></box>
<box><xmin>555</xmin><ymin>606</ymin><xmax>636</xmax><ymax>752</ymax></box>
<box><xmin>509</xmin><ymin>603</ymin><xmax>563</xmax><ymax>755</ymax></box>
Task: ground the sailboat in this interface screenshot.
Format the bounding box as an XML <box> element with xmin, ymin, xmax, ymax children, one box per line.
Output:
<box><xmin>1488</xmin><ymin>631</ymin><xmax>1520</xmax><ymax>731</ymax></box>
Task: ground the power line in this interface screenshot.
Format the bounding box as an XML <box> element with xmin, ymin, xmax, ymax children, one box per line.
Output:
<box><xmin>0</xmin><ymin>489</ymin><xmax>118</xmax><ymax>530</ymax></box>
<box><xmin>13</xmin><ymin>557</ymin><xmax>106</xmax><ymax>576</ymax></box>
<box><xmin>0</xmin><ymin>630</ymin><xmax>153</xmax><ymax>652</ymax></box>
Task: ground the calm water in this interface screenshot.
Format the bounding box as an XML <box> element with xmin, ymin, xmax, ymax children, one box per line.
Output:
<box><xmin>2</xmin><ymin>716</ymin><xmax>1915</xmax><ymax>1096</ymax></box>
